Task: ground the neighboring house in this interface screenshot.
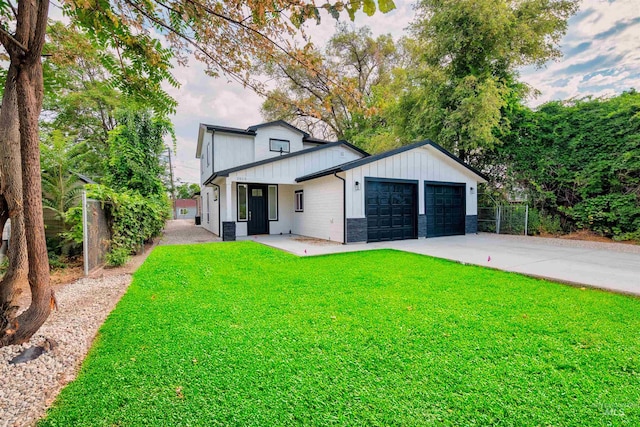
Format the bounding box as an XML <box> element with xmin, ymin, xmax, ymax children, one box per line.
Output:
<box><xmin>175</xmin><ymin>199</ymin><xmax>197</xmax><ymax>220</ymax></box>
<box><xmin>196</xmin><ymin>120</ymin><xmax>487</xmax><ymax>243</ymax></box>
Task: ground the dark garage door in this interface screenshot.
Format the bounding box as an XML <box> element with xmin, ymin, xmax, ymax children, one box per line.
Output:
<box><xmin>425</xmin><ymin>182</ymin><xmax>466</xmax><ymax>237</ymax></box>
<box><xmin>366</xmin><ymin>179</ymin><xmax>417</xmax><ymax>242</ymax></box>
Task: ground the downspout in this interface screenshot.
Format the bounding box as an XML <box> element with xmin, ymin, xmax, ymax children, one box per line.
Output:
<box><xmin>212</xmin><ymin>183</ymin><xmax>221</xmax><ymax>237</ymax></box>
<box><xmin>333</xmin><ymin>172</ymin><xmax>346</xmax><ymax>244</ymax></box>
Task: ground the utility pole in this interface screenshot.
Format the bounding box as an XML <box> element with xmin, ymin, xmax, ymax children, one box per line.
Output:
<box><xmin>167</xmin><ymin>147</ymin><xmax>177</xmax><ymax>220</ymax></box>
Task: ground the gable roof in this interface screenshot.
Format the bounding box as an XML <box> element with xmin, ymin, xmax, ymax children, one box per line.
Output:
<box><xmin>247</xmin><ymin>120</ymin><xmax>310</xmax><ymax>137</ymax></box>
<box><xmin>295</xmin><ymin>139</ymin><xmax>489</xmax><ymax>183</ymax></box>
<box><xmin>204</xmin><ymin>140</ymin><xmax>369</xmax><ymax>185</ymax></box>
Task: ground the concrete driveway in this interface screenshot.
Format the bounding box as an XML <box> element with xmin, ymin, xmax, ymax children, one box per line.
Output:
<box><xmin>241</xmin><ymin>233</ymin><xmax>640</xmax><ymax>296</ymax></box>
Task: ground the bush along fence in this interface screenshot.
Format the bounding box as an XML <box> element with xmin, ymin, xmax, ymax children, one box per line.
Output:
<box><xmin>67</xmin><ymin>185</ymin><xmax>171</xmax><ymax>271</ymax></box>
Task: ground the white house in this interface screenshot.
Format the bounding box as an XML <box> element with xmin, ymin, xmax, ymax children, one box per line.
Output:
<box><xmin>196</xmin><ymin>120</ymin><xmax>487</xmax><ymax>243</ymax></box>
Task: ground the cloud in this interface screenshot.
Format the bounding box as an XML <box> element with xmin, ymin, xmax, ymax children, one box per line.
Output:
<box><xmin>593</xmin><ymin>16</ymin><xmax>640</xmax><ymax>40</ymax></box>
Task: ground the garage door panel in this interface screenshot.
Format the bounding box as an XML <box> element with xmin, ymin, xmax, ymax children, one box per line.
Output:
<box><xmin>425</xmin><ymin>183</ymin><xmax>466</xmax><ymax>237</ymax></box>
<box><xmin>366</xmin><ymin>180</ymin><xmax>417</xmax><ymax>243</ymax></box>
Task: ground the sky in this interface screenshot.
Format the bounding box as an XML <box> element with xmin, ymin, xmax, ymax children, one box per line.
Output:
<box><xmin>61</xmin><ymin>0</ymin><xmax>640</xmax><ymax>184</ymax></box>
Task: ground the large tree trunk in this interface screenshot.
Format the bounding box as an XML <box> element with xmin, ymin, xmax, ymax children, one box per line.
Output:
<box><xmin>0</xmin><ymin>0</ymin><xmax>54</xmax><ymax>346</ymax></box>
<box><xmin>0</xmin><ymin>65</ymin><xmax>30</xmax><ymax>336</ymax></box>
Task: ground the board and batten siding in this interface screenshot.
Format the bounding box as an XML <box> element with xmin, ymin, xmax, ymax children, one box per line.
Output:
<box><xmin>200</xmin><ymin>131</ymin><xmax>214</xmax><ymax>185</ymax></box>
<box><xmin>227</xmin><ymin>146</ymin><xmax>362</xmax><ymax>184</ymax></box>
<box><xmin>344</xmin><ymin>145</ymin><xmax>479</xmax><ymax>218</ymax></box>
<box><xmin>292</xmin><ymin>175</ymin><xmax>344</xmax><ymax>243</ymax></box>
<box><xmin>213</xmin><ymin>132</ymin><xmax>254</xmax><ymax>173</ymax></box>
<box><xmin>254</xmin><ymin>125</ymin><xmax>305</xmax><ymax>161</ymax></box>
<box><xmin>200</xmin><ymin>186</ymin><xmax>220</xmax><ymax>236</ymax></box>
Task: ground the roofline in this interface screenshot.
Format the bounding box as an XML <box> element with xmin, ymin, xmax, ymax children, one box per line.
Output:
<box><xmin>295</xmin><ymin>140</ymin><xmax>488</xmax><ymax>183</ymax></box>
<box><xmin>204</xmin><ymin>124</ymin><xmax>256</xmax><ymax>136</ymax></box>
<box><xmin>247</xmin><ymin>120</ymin><xmax>310</xmax><ymax>137</ymax></box>
<box><xmin>302</xmin><ymin>136</ymin><xmax>330</xmax><ymax>144</ymax></box>
<box><xmin>202</xmin><ymin>141</ymin><xmax>369</xmax><ymax>184</ymax></box>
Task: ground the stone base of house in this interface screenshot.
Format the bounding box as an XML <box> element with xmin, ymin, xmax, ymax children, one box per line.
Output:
<box><xmin>222</xmin><ymin>221</ymin><xmax>236</xmax><ymax>241</ymax></box>
<box><xmin>346</xmin><ymin>218</ymin><xmax>367</xmax><ymax>243</ymax></box>
<box><xmin>465</xmin><ymin>215</ymin><xmax>478</xmax><ymax>234</ymax></box>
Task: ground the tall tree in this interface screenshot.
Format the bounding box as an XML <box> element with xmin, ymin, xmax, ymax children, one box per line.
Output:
<box><xmin>105</xmin><ymin>109</ymin><xmax>171</xmax><ymax>198</ymax></box>
<box><xmin>0</xmin><ymin>0</ymin><xmax>395</xmax><ymax>345</ymax></box>
<box><xmin>490</xmin><ymin>90</ymin><xmax>640</xmax><ymax>239</ymax></box>
<box><xmin>261</xmin><ymin>24</ymin><xmax>402</xmax><ymax>140</ymax></box>
<box><xmin>398</xmin><ymin>0</ymin><xmax>579</xmax><ymax>163</ymax></box>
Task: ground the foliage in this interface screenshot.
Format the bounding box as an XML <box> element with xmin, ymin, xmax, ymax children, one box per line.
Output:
<box><xmin>493</xmin><ymin>90</ymin><xmax>640</xmax><ymax>240</ymax></box>
<box><xmin>71</xmin><ymin>185</ymin><xmax>171</xmax><ymax>266</ymax></box>
<box><xmin>105</xmin><ymin>109</ymin><xmax>173</xmax><ymax>198</ymax></box>
<box><xmin>41</xmin><ymin>22</ymin><xmax>123</xmax><ymax>180</ymax></box>
<box><xmin>175</xmin><ymin>182</ymin><xmax>200</xmax><ymax>199</ymax></box>
<box><xmin>260</xmin><ymin>24</ymin><xmax>404</xmax><ymax>140</ymax></box>
<box><xmin>64</xmin><ymin>0</ymin><xmax>395</xmax><ymax>112</ymax></box>
<box><xmin>396</xmin><ymin>0</ymin><xmax>579</xmax><ymax>161</ymax></box>
<box><xmin>41</xmin><ymin>243</ymin><xmax>640</xmax><ymax>425</ymax></box>
<box><xmin>40</xmin><ymin>131</ymin><xmax>87</xmax><ymax>235</ymax></box>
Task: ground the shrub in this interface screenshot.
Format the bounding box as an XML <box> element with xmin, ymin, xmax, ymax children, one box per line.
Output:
<box><xmin>68</xmin><ymin>184</ymin><xmax>171</xmax><ymax>266</ymax></box>
<box><xmin>565</xmin><ymin>194</ymin><xmax>640</xmax><ymax>239</ymax></box>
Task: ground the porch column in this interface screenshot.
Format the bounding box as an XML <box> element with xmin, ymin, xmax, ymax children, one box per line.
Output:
<box><xmin>222</xmin><ymin>179</ymin><xmax>236</xmax><ymax>241</ymax></box>
<box><xmin>225</xmin><ymin>179</ymin><xmax>233</xmax><ymax>220</ymax></box>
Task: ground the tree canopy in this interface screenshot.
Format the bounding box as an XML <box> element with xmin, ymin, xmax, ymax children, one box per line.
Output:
<box><xmin>490</xmin><ymin>90</ymin><xmax>640</xmax><ymax>240</ymax></box>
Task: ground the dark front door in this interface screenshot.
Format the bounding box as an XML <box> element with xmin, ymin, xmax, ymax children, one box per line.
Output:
<box><xmin>425</xmin><ymin>183</ymin><xmax>466</xmax><ymax>237</ymax></box>
<box><xmin>248</xmin><ymin>184</ymin><xmax>269</xmax><ymax>235</ymax></box>
<box><xmin>365</xmin><ymin>179</ymin><xmax>417</xmax><ymax>242</ymax></box>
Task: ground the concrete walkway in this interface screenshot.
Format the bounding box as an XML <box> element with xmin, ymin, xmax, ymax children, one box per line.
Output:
<box><xmin>240</xmin><ymin>233</ymin><xmax>640</xmax><ymax>296</ymax></box>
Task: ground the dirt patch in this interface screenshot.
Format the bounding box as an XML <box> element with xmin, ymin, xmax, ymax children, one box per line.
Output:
<box><xmin>540</xmin><ymin>229</ymin><xmax>639</xmax><ymax>245</ymax></box>
<box><xmin>291</xmin><ymin>236</ymin><xmax>341</xmax><ymax>246</ymax></box>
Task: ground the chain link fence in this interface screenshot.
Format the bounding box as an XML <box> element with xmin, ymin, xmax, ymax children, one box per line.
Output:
<box><xmin>82</xmin><ymin>192</ymin><xmax>111</xmax><ymax>275</ymax></box>
<box><xmin>478</xmin><ymin>204</ymin><xmax>529</xmax><ymax>235</ymax></box>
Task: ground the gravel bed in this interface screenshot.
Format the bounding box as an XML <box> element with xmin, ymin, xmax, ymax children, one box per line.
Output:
<box><xmin>0</xmin><ymin>274</ymin><xmax>131</xmax><ymax>427</ymax></box>
<box><xmin>158</xmin><ymin>219</ymin><xmax>219</xmax><ymax>246</ymax></box>
<box><xmin>482</xmin><ymin>232</ymin><xmax>640</xmax><ymax>254</ymax></box>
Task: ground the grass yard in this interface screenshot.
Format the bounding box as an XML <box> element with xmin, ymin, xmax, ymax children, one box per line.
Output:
<box><xmin>41</xmin><ymin>242</ymin><xmax>640</xmax><ymax>426</ymax></box>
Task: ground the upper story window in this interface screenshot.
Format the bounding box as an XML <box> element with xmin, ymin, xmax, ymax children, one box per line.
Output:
<box><xmin>206</xmin><ymin>142</ymin><xmax>210</xmax><ymax>166</ymax></box>
<box><xmin>270</xmin><ymin>138</ymin><xmax>290</xmax><ymax>153</ymax></box>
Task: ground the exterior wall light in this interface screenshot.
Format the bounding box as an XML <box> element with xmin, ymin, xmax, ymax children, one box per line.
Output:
<box><xmin>355</xmin><ymin>181</ymin><xmax>360</xmax><ymax>191</ymax></box>
<box><xmin>470</xmin><ymin>186</ymin><xmax>475</xmax><ymax>194</ymax></box>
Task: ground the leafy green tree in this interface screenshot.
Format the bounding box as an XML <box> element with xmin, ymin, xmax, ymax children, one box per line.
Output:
<box><xmin>399</xmin><ymin>0</ymin><xmax>579</xmax><ymax>162</ymax></box>
<box><xmin>261</xmin><ymin>24</ymin><xmax>402</xmax><ymax>141</ymax></box>
<box><xmin>105</xmin><ymin>110</ymin><xmax>172</xmax><ymax>198</ymax></box>
<box><xmin>40</xmin><ymin>131</ymin><xmax>86</xmax><ymax>231</ymax></box>
<box><xmin>175</xmin><ymin>182</ymin><xmax>201</xmax><ymax>199</ymax></box>
<box><xmin>492</xmin><ymin>90</ymin><xmax>640</xmax><ymax>240</ymax></box>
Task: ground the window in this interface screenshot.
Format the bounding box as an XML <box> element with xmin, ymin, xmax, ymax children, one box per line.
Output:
<box><xmin>268</xmin><ymin>185</ymin><xmax>278</xmax><ymax>220</ymax></box>
<box><xmin>237</xmin><ymin>184</ymin><xmax>248</xmax><ymax>221</ymax></box>
<box><xmin>206</xmin><ymin>143</ymin><xmax>210</xmax><ymax>166</ymax></box>
<box><xmin>295</xmin><ymin>190</ymin><xmax>303</xmax><ymax>212</ymax></box>
<box><xmin>270</xmin><ymin>138</ymin><xmax>290</xmax><ymax>153</ymax></box>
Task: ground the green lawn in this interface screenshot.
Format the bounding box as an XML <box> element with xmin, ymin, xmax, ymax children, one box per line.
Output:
<box><xmin>41</xmin><ymin>242</ymin><xmax>640</xmax><ymax>426</ymax></box>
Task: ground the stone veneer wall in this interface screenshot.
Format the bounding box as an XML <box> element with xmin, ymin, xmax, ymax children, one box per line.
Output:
<box><xmin>222</xmin><ymin>221</ymin><xmax>236</xmax><ymax>241</ymax></box>
<box><xmin>346</xmin><ymin>218</ymin><xmax>367</xmax><ymax>243</ymax></box>
<box><xmin>465</xmin><ymin>215</ymin><xmax>478</xmax><ymax>234</ymax></box>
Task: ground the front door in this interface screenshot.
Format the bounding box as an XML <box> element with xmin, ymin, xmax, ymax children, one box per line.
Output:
<box><xmin>248</xmin><ymin>184</ymin><xmax>269</xmax><ymax>235</ymax></box>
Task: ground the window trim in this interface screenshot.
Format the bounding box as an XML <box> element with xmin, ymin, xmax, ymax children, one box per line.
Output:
<box><xmin>269</xmin><ymin>138</ymin><xmax>290</xmax><ymax>153</ymax></box>
<box><xmin>268</xmin><ymin>185</ymin><xmax>278</xmax><ymax>221</ymax></box>
<box><xmin>237</xmin><ymin>184</ymin><xmax>248</xmax><ymax>222</ymax></box>
<box><xmin>295</xmin><ymin>190</ymin><xmax>304</xmax><ymax>212</ymax></box>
